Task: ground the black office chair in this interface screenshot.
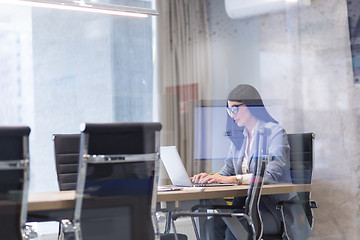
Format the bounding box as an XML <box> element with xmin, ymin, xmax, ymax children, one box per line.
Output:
<box><xmin>171</xmin><ymin>131</ymin><xmax>317</xmax><ymax>240</ymax></box>
<box><xmin>287</xmin><ymin>133</ymin><xmax>317</xmax><ymax>227</ymax></box>
<box><xmin>53</xmin><ymin>134</ymin><xmax>81</xmax><ymax>191</ymax></box>
<box><xmin>59</xmin><ymin>122</ymin><xmax>165</xmax><ymax>240</ymax></box>
<box><xmin>262</xmin><ymin>132</ymin><xmax>318</xmax><ymax>240</ymax></box>
<box><xmin>170</xmin><ymin>152</ymin><xmax>269</xmax><ymax>240</ymax></box>
<box><xmin>0</xmin><ymin>126</ymin><xmax>36</xmax><ymax>240</ymax></box>
<box><xmin>169</xmin><ymin>129</ymin><xmax>271</xmax><ymax>240</ymax></box>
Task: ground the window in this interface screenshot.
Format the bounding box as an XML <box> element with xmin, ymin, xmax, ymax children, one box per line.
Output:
<box><xmin>0</xmin><ymin>0</ymin><xmax>154</xmax><ymax>191</ymax></box>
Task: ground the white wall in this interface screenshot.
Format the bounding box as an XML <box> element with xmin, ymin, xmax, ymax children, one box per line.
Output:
<box><xmin>206</xmin><ymin>0</ymin><xmax>261</xmax><ymax>100</ymax></box>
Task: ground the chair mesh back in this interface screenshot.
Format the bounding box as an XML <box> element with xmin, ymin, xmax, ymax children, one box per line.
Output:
<box><xmin>83</xmin><ymin>122</ymin><xmax>161</xmax><ymax>155</ymax></box>
<box><xmin>76</xmin><ymin>122</ymin><xmax>162</xmax><ymax>240</ymax></box>
<box><xmin>0</xmin><ymin>126</ymin><xmax>30</xmax><ymax>240</ymax></box>
<box><xmin>244</xmin><ymin>157</ymin><xmax>267</xmax><ymax>240</ymax></box>
<box><xmin>53</xmin><ymin>134</ymin><xmax>80</xmax><ymax>191</ymax></box>
<box><xmin>288</xmin><ymin>133</ymin><xmax>314</xmax><ymax>184</ymax></box>
<box><xmin>0</xmin><ymin>127</ymin><xmax>29</xmax><ymax>160</ymax></box>
<box><xmin>81</xmin><ymin>161</ymin><xmax>155</xmax><ymax>240</ymax></box>
<box><xmin>0</xmin><ymin>169</ymin><xmax>24</xmax><ymax>240</ymax></box>
<box><xmin>288</xmin><ymin>133</ymin><xmax>314</xmax><ymax>227</ymax></box>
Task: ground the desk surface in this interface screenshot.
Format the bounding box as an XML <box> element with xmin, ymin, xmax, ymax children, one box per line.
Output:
<box><xmin>28</xmin><ymin>184</ymin><xmax>310</xmax><ymax>212</ymax></box>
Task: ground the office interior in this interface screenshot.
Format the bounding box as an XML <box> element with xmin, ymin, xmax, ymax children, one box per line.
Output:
<box><xmin>0</xmin><ymin>0</ymin><xmax>358</xmax><ymax>239</ymax></box>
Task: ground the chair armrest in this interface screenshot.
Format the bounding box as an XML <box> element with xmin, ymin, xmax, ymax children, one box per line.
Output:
<box><xmin>275</xmin><ymin>199</ymin><xmax>318</xmax><ymax>240</ymax></box>
<box><xmin>171</xmin><ymin>211</ymin><xmax>246</xmax><ymax>221</ymax></box>
<box><xmin>276</xmin><ymin>200</ymin><xmax>318</xmax><ymax>209</ymax></box>
<box><xmin>191</xmin><ymin>204</ymin><xmax>245</xmax><ymax>212</ymax></box>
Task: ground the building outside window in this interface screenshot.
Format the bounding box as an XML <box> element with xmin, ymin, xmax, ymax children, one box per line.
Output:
<box><xmin>0</xmin><ymin>0</ymin><xmax>154</xmax><ymax>192</ymax></box>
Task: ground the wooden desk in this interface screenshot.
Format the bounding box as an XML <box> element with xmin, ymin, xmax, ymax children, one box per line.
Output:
<box><xmin>28</xmin><ymin>183</ymin><xmax>310</xmax><ymax>212</ymax></box>
<box><xmin>27</xmin><ymin>184</ymin><xmax>310</xmax><ymax>239</ymax></box>
<box><xmin>157</xmin><ymin>183</ymin><xmax>310</xmax><ymax>202</ymax></box>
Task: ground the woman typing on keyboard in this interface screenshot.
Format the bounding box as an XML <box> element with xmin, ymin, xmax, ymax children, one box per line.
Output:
<box><xmin>191</xmin><ymin>84</ymin><xmax>311</xmax><ymax>240</ymax></box>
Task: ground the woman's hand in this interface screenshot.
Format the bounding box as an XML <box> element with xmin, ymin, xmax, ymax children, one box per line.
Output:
<box><xmin>191</xmin><ymin>173</ymin><xmax>237</xmax><ymax>184</ymax></box>
<box><xmin>190</xmin><ymin>173</ymin><xmax>209</xmax><ymax>183</ymax></box>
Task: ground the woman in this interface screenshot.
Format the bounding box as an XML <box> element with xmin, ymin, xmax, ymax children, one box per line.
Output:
<box><xmin>191</xmin><ymin>84</ymin><xmax>312</xmax><ymax>240</ymax></box>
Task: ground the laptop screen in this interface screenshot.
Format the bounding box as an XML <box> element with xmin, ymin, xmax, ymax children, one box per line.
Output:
<box><xmin>160</xmin><ymin>146</ymin><xmax>192</xmax><ymax>187</ymax></box>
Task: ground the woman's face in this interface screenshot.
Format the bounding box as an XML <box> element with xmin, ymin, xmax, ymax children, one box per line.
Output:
<box><xmin>227</xmin><ymin>100</ymin><xmax>251</xmax><ymax>127</ymax></box>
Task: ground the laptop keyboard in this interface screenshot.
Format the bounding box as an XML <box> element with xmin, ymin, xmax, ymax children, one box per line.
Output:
<box><xmin>191</xmin><ymin>182</ymin><xmax>235</xmax><ymax>187</ymax></box>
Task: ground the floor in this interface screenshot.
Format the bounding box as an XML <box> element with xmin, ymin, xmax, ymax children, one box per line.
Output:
<box><xmin>27</xmin><ymin>218</ymin><xmax>197</xmax><ymax>240</ymax></box>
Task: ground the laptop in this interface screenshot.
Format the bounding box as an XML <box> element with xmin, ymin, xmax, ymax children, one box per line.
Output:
<box><xmin>160</xmin><ymin>146</ymin><xmax>236</xmax><ymax>187</ymax></box>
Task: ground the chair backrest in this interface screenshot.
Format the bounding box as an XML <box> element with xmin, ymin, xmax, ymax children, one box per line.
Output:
<box><xmin>243</xmin><ymin>128</ymin><xmax>270</xmax><ymax>240</ymax></box>
<box><xmin>243</xmin><ymin>155</ymin><xmax>267</xmax><ymax>240</ymax></box>
<box><xmin>74</xmin><ymin>122</ymin><xmax>162</xmax><ymax>240</ymax></box>
<box><xmin>0</xmin><ymin>126</ymin><xmax>31</xmax><ymax>240</ymax></box>
<box><xmin>53</xmin><ymin>134</ymin><xmax>81</xmax><ymax>191</ymax></box>
<box><xmin>287</xmin><ymin>133</ymin><xmax>315</xmax><ymax>227</ymax></box>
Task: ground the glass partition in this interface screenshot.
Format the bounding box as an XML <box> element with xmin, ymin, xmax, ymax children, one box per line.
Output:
<box><xmin>156</xmin><ymin>0</ymin><xmax>358</xmax><ymax>239</ymax></box>
<box><xmin>1</xmin><ymin>0</ymin><xmax>359</xmax><ymax>238</ymax></box>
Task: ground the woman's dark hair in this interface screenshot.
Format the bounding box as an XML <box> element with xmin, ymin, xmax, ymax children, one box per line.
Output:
<box><xmin>226</xmin><ymin>84</ymin><xmax>277</xmax><ymax>149</ymax></box>
<box><xmin>227</xmin><ymin>84</ymin><xmax>278</xmax><ymax>123</ymax></box>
